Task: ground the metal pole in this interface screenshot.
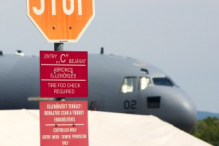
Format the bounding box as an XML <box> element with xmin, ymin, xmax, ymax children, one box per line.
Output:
<box><xmin>54</xmin><ymin>43</ymin><xmax>65</xmax><ymax>101</ymax></box>
<box><xmin>54</xmin><ymin>43</ymin><xmax>64</xmax><ymax>51</ymax></box>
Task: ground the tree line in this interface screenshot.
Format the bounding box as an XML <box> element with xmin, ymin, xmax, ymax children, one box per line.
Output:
<box><xmin>191</xmin><ymin>117</ymin><xmax>219</xmax><ymax>146</ymax></box>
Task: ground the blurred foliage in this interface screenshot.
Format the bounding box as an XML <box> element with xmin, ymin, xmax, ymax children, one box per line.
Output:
<box><xmin>191</xmin><ymin>117</ymin><xmax>219</xmax><ymax>146</ymax></box>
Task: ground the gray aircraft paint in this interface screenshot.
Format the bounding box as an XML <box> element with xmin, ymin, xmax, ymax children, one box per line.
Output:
<box><xmin>0</xmin><ymin>53</ymin><xmax>196</xmax><ymax>132</ymax></box>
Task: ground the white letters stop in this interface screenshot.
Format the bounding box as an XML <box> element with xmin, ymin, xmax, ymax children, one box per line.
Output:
<box><xmin>33</xmin><ymin>0</ymin><xmax>82</xmax><ymax>15</ymax></box>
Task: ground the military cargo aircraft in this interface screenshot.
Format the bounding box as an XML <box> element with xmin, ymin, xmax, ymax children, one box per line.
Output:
<box><xmin>0</xmin><ymin>50</ymin><xmax>196</xmax><ymax>132</ymax></box>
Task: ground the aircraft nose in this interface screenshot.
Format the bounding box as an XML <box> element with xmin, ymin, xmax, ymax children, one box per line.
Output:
<box><xmin>170</xmin><ymin>90</ymin><xmax>197</xmax><ymax>132</ymax></box>
<box><xmin>144</xmin><ymin>87</ymin><xmax>197</xmax><ymax>132</ymax></box>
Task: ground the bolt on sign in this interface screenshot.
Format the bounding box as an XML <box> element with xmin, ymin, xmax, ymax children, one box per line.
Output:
<box><xmin>27</xmin><ymin>0</ymin><xmax>95</xmax><ymax>42</ymax></box>
<box><xmin>40</xmin><ymin>101</ymin><xmax>88</xmax><ymax>146</ymax></box>
<box><xmin>40</xmin><ymin>51</ymin><xmax>88</xmax><ymax>97</ymax></box>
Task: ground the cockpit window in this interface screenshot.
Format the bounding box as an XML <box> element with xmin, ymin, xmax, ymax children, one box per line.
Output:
<box><xmin>153</xmin><ymin>77</ymin><xmax>174</xmax><ymax>86</ymax></box>
<box><xmin>139</xmin><ymin>77</ymin><xmax>150</xmax><ymax>90</ymax></box>
<box><xmin>121</xmin><ymin>77</ymin><xmax>137</xmax><ymax>93</ymax></box>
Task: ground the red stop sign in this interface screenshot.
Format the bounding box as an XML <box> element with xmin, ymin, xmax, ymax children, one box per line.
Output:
<box><xmin>27</xmin><ymin>0</ymin><xmax>95</xmax><ymax>42</ymax></box>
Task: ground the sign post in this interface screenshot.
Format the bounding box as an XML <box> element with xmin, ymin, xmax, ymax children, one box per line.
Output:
<box><xmin>54</xmin><ymin>43</ymin><xmax>65</xmax><ymax>101</ymax></box>
<box><xmin>27</xmin><ymin>0</ymin><xmax>94</xmax><ymax>145</ymax></box>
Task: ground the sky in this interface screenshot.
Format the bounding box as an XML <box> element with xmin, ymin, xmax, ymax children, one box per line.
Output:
<box><xmin>0</xmin><ymin>0</ymin><xmax>219</xmax><ymax>113</ymax></box>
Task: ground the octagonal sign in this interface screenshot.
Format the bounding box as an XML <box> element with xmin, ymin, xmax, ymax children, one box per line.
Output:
<box><xmin>27</xmin><ymin>0</ymin><xmax>95</xmax><ymax>42</ymax></box>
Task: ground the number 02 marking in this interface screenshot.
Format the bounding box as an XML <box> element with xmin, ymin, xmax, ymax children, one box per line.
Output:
<box><xmin>124</xmin><ymin>100</ymin><xmax>137</xmax><ymax>110</ymax></box>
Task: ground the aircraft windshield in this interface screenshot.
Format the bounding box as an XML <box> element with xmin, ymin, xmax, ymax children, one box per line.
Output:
<box><xmin>121</xmin><ymin>77</ymin><xmax>150</xmax><ymax>93</ymax></box>
<box><xmin>153</xmin><ymin>77</ymin><xmax>174</xmax><ymax>86</ymax></box>
<box><xmin>139</xmin><ymin>77</ymin><xmax>150</xmax><ymax>90</ymax></box>
<box><xmin>121</xmin><ymin>77</ymin><xmax>137</xmax><ymax>93</ymax></box>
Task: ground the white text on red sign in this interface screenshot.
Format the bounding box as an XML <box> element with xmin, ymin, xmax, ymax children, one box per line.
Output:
<box><xmin>40</xmin><ymin>51</ymin><xmax>88</xmax><ymax>97</ymax></box>
<box><xmin>40</xmin><ymin>101</ymin><xmax>88</xmax><ymax>146</ymax></box>
<box><xmin>43</xmin><ymin>53</ymin><xmax>87</xmax><ymax>64</ymax></box>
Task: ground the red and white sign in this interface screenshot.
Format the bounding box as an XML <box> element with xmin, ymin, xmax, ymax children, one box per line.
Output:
<box><xmin>27</xmin><ymin>0</ymin><xmax>95</xmax><ymax>42</ymax></box>
<box><xmin>40</xmin><ymin>101</ymin><xmax>88</xmax><ymax>146</ymax></box>
<box><xmin>40</xmin><ymin>51</ymin><xmax>88</xmax><ymax>97</ymax></box>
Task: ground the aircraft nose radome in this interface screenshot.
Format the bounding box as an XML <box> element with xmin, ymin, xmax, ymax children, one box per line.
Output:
<box><xmin>173</xmin><ymin>91</ymin><xmax>197</xmax><ymax>132</ymax></box>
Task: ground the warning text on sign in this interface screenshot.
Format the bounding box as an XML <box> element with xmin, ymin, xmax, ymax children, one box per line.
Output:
<box><xmin>40</xmin><ymin>51</ymin><xmax>88</xmax><ymax>97</ymax></box>
<box><xmin>40</xmin><ymin>101</ymin><xmax>88</xmax><ymax>146</ymax></box>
